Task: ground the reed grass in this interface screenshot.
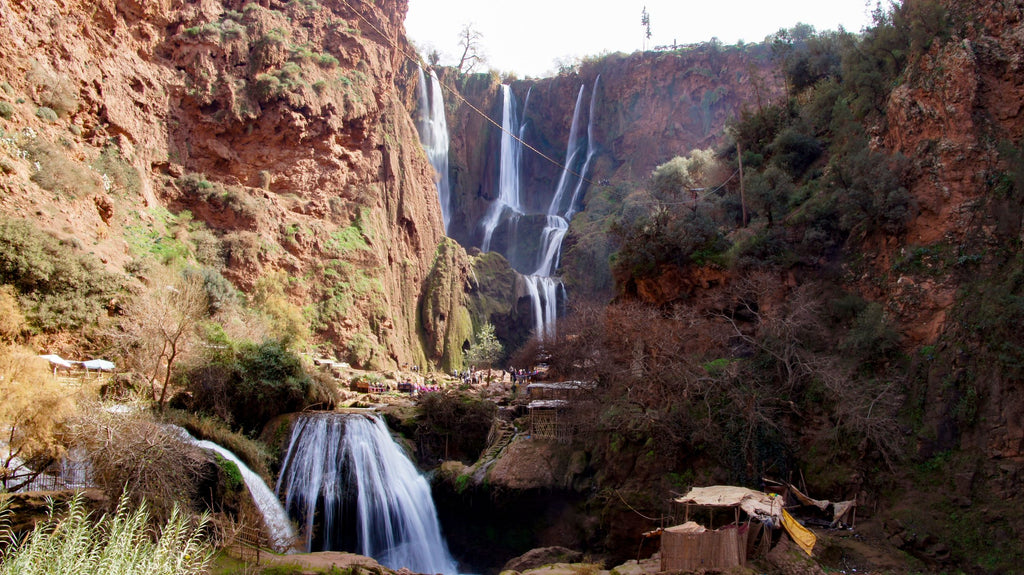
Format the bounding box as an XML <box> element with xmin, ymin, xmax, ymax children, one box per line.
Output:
<box><xmin>0</xmin><ymin>491</ymin><xmax>213</xmax><ymax>575</ymax></box>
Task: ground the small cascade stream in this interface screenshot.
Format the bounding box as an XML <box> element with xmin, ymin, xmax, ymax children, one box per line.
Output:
<box><xmin>416</xmin><ymin>67</ymin><xmax>453</xmax><ymax>232</ymax></box>
<box><xmin>479</xmin><ymin>79</ymin><xmax>599</xmax><ymax>340</ymax></box>
<box><xmin>167</xmin><ymin>425</ymin><xmax>296</xmax><ymax>551</ymax></box>
<box><xmin>276</xmin><ymin>412</ymin><xmax>458</xmax><ymax>575</ymax></box>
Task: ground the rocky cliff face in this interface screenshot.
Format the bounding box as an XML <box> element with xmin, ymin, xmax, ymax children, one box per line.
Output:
<box><xmin>0</xmin><ymin>0</ymin><xmax>450</xmax><ymax>367</ymax></box>
<box><xmin>881</xmin><ymin>0</ymin><xmax>1024</xmax><ymax>468</ymax></box>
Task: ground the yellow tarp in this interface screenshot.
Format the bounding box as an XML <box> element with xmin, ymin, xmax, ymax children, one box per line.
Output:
<box><xmin>781</xmin><ymin>508</ymin><xmax>816</xmax><ymax>556</ymax></box>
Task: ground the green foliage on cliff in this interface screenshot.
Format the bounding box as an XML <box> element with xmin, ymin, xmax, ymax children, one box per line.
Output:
<box><xmin>0</xmin><ymin>218</ymin><xmax>121</xmax><ymax>331</ymax></box>
<box><xmin>177</xmin><ymin>338</ymin><xmax>337</xmax><ymax>434</ymax></box>
<box><xmin>420</xmin><ymin>237</ymin><xmax>474</xmax><ymax>371</ymax></box>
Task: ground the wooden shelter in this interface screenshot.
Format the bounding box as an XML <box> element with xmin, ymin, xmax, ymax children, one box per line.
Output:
<box><xmin>527</xmin><ymin>400</ymin><xmax>573</xmax><ymax>442</ymax></box>
<box><xmin>661</xmin><ymin>522</ymin><xmax>748</xmax><ymax>572</ymax></box>
<box><xmin>661</xmin><ymin>486</ymin><xmax>784</xmax><ymax>571</ymax></box>
<box><xmin>525</xmin><ymin>381</ymin><xmax>594</xmax><ymax>401</ymax></box>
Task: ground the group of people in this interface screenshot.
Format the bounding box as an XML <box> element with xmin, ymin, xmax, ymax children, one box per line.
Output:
<box><xmin>507</xmin><ymin>367</ymin><xmax>538</xmax><ymax>385</ymax></box>
<box><xmin>453</xmin><ymin>366</ymin><xmax>484</xmax><ymax>385</ymax></box>
<box><xmin>356</xmin><ymin>362</ymin><xmax>544</xmax><ymax>398</ymax></box>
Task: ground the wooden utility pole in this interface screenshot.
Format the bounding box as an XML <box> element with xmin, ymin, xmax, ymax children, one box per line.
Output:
<box><xmin>737</xmin><ymin>141</ymin><xmax>748</xmax><ymax>227</ymax></box>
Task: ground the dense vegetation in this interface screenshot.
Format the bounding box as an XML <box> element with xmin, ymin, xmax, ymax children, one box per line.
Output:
<box><xmin>538</xmin><ymin>1</ymin><xmax>1024</xmax><ymax>571</ymax></box>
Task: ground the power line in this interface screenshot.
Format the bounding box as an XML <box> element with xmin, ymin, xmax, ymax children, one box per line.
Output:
<box><xmin>336</xmin><ymin>0</ymin><xmax>597</xmax><ymax>187</ymax></box>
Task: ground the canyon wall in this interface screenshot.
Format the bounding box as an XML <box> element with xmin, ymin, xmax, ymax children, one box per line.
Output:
<box><xmin>0</xmin><ymin>0</ymin><xmax>450</xmax><ymax>367</ymax></box>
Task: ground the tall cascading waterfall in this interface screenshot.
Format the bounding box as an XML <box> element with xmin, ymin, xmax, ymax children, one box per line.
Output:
<box><xmin>167</xmin><ymin>425</ymin><xmax>296</xmax><ymax>551</ymax></box>
<box><xmin>480</xmin><ymin>79</ymin><xmax>599</xmax><ymax>341</ymax></box>
<box><xmin>276</xmin><ymin>412</ymin><xmax>458</xmax><ymax>575</ymax></box>
<box><xmin>480</xmin><ymin>84</ymin><xmax>529</xmax><ymax>253</ymax></box>
<box><xmin>416</xmin><ymin>67</ymin><xmax>453</xmax><ymax>232</ymax></box>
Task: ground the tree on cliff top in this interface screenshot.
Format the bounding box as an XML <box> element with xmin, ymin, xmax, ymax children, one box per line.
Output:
<box><xmin>456</xmin><ymin>24</ymin><xmax>486</xmax><ymax>74</ymax></box>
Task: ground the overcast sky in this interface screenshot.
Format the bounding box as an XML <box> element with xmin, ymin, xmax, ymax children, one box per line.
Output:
<box><xmin>405</xmin><ymin>0</ymin><xmax>875</xmax><ymax>77</ymax></box>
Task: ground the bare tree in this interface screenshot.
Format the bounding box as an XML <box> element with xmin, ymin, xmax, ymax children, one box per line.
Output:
<box><xmin>456</xmin><ymin>24</ymin><xmax>486</xmax><ymax>74</ymax></box>
<box><xmin>711</xmin><ymin>273</ymin><xmax>904</xmax><ymax>468</ymax></box>
<box><xmin>641</xmin><ymin>6</ymin><xmax>652</xmax><ymax>50</ymax></box>
<box><xmin>121</xmin><ymin>273</ymin><xmax>209</xmax><ymax>411</ymax></box>
<box><xmin>65</xmin><ymin>405</ymin><xmax>208</xmax><ymax>520</ymax></box>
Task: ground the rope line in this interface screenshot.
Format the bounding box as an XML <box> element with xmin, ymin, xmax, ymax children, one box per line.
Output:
<box><xmin>337</xmin><ymin>0</ymin><xmax>596</xmax><ymax>186</ymax></box>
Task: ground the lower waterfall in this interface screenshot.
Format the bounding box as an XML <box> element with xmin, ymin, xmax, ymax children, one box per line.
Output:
<box><xmin>167</xmin><ymin>425</ymin><xmax>296</xmax><ymax>551</ymax></box>
<box><xmin>276</xmin><ymin>412</ymin><xmax>458</xmax><ymax>575</ymax></box>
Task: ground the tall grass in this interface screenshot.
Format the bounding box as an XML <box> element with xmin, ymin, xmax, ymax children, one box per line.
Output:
<box><xmin>0</xmin><ymin>492</ymin><xmax>213</xmax><ymax>575</ymax></box>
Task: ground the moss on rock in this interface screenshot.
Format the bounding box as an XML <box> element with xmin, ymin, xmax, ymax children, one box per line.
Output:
<box><xmin>420</xmin><ymin>238</ymin><xmax>474</xmax><ymax>371</ymax></box>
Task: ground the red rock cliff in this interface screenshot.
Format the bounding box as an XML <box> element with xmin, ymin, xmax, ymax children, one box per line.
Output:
<box><xmin>0</xmin><ymin>0</ymin><xmax>449</xmax><ymax>367</ymax></box>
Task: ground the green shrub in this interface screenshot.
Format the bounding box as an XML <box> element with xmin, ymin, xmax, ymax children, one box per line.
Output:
<box><xmin>34</xmin><ymin>106</ymin><xmax>58</xmax><ymax>122</ymax></box>
<box><xmin>0</xmin><ymin>218</ymin><xmax>122</xmax><ymax>331</ymax></box>
<box><xmin>222</xmin><ymin>231</ymin><xmax>263</xmax><ymax>268</ymax></box>
<box><xmin>251</xmin><ymin>62</ymin><xmax>305</xmax><ymax>102</ymax></box>
<box><xmin>0</xmin><ymin>492</ymin><xmax>213</xmax><ymax>575</ymax></box>
<box><xmin>184</xmin><ymin>22</ymin><xmax>220</xmax><ymax>41</ymax></box>
<box><xmin>219</xmin><ymin>19</ymin><xmax>244</xmax><ymax>40</ymax></box>
<box><xmin>839</xmin><ymin>302</ymin><xmax>900</xmax><ymax>370</ymax></box>
<box><xmin>177</xmin><ymin>173</ymin><xmax>261</xmax><ymax>222</ymax></box>
<box><xmin>180</xmin><ymin>339</ymin><xmax>337</xmax><ymax>433</ymax></box>
<box><xmin>161</xmin><ymin>409</ymin><xmax>273</xmax><ymax>479</ymax></box>
<box><xmin>253</xmin><ymin>73</ymin><xmax>282</xmax><ymax>101</ymax></box>
<box><xmin>250</xmin><ymin>29</ymin><xmax>288</xmax><ymax>71</ymax></box>
<box><xmin>92</xmin><ymin>144</ymin><xmax>141</xmax><ymax>195</ymax></box>
<box><xmin>288</xmin><ymin>44</ymin><xmax>315</xmax><ymax>61</ymax></box>
<box><xmin>27</xmin><ymin>62</ymin><xmax>79</xmax><ymax>117</ymax></box>
<box><xmin>769</xmin><ymin>127</ymin><xmax>822</xmax><ymax>178</ymax></box>
<box><xmin>314</xmin><ymin>52</ymin><xmax>339</xmax><ymax>68</ymax></box>
<box><xmin>183</xmin><ymin>266</ymin><xmax>239</xmax><ymax>314</ymax></box>
<box><xmin>0</xmin><ymin>101</ymin><xmax>13</xmax><ymax>120</ymax></box>
<box><xmin>416</xmin><ymin>391</ymin><xmax>497</xmax><ymax>463</ymax></box>
<box><xmin>188</xmin><ymin>227</ymin><xmax>224</xmax><ymax>267</ymax></box>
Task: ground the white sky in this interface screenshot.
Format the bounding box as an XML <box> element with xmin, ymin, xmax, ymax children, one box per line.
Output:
<box><xmin>405</xmin><ymin>0</ymin><xmax>875</xmax><ymax>77</ymax></box>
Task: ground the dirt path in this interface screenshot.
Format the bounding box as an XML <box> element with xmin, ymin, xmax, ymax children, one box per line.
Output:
<box><xmin>259</xmin><ymin>551</ymin><xmax>386</xmax><ymax>574</ymax></box>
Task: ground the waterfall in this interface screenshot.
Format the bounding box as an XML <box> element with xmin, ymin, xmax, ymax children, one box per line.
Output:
<box><xmin>528</xmin><ymin>79</ymin><xmax>600</xmax><ymax>340</ymax></box>
<box><xmin>547</xmin><ymin>85</ymin><xmax>587</xmax><ymax>217</ymax></box>
<box><xmin>167</xmin><ymin>425</ymin><xmax>296</xmax><ymax>551</ymax></box>
<box><xmin>474</xmin><ymin>79</ymin><xmax>598</xmax><ymax>341</ymax></box>
<box><xmin>566</xmin><ymin>75</ymin><xmax>600</xmax><ymax>220</ymax></box>
<box><xmin>480</xmin><ymin>84</ymin><xmax>526</xmax><ymax>252</ymax></box>
<box><xmin>416</xmin><ymin>67</ymin><xmax>452</xmax><ymax>232</ymax></box>
<box><xmin>276</xmin><ymin>412</ymin><xmax>458</xmax><ymax>575</ymax></box>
